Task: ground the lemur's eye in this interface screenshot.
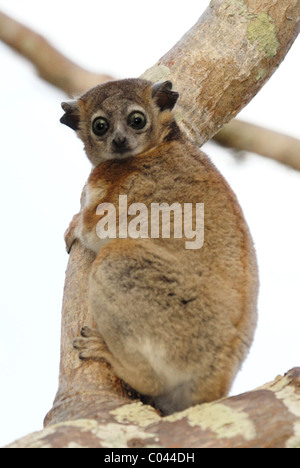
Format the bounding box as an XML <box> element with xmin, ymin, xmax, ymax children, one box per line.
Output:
<box><xmin>127</xmin><ymin>112</ymin><xmax>147</xmax><ymax>130</ymax></box>
<box><xmin>92</xmin><ymin>117</ymin><xmax>109</xmax><ymax>136</ymax></box>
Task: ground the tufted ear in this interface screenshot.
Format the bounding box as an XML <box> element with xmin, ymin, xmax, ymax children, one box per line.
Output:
<box><xmin>152</xmin><ymin>81</ymin><xmax>179</xmax><ymax>112</ymax></box>
<box><xmin>60</xmin><ymin>101</ymin><xmax>80</xmax><ymax>131</ymax></box>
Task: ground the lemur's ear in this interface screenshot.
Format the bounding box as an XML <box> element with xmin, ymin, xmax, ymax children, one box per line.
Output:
<box><xmin>60</xmin><ymin>101</ymin><xmax>80</xmax><ymax>131</ymax></box>
<box><xmin>152</xmin><ymin>81</ymin><xmax>179</xmax><ymax>112</ymax></box>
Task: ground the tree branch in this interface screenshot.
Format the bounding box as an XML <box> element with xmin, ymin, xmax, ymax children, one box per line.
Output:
<box><xmin>214</xmin><ymin>119</ymin><xmax>300</xmax><ymax>171</ymax></box>
<box><xmin>7</xmin><ymin>368</ymin><xmax>300</xmax><ymax>448</ymax></box>
<box><xmin>141</xmin><ymin>0</ymin><xmax>300</xmax><ymax>146</ymax></box>
<box><xmin>0</xmin><ymin>11</ymin><xmax>113</xmax><ymax>95</ymax></box>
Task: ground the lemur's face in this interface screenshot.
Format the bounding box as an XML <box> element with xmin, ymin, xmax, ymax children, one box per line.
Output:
<box><xmin>79</xmin><ymin>95</ymin><xmax>153</xmax><ymax>163</ymax></box>
<box><xmin>60</xmin><ymin>79</ymin><xmax>179</xmax><ymax>167</ymax></box>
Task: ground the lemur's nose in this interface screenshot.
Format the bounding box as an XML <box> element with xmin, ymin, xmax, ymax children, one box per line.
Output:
<box><xmin>112</xmin><ymin>134</ymin><xmax>127</xmax><ymax>148</ymax></box>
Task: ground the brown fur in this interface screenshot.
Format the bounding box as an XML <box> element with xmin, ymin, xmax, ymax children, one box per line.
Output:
<box><xmin>62</xmin><ymin>79</ymin><xmax>258</xmax><ymax>414</ymax></box>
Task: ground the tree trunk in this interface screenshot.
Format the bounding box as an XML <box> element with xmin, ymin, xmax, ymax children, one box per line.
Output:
<box><xmin>3</xmin><ymin>0</ymin><xmax>300</xmax><ymax>448</ymax></box>
<box><xmin>141</xmin><ymin>0</ymin><xmax>300</xmax><ymax>146</ymax></box>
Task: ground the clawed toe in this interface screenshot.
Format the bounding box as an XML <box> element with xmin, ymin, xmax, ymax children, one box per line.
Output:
<box><xmin>73</xmin><ymin>325</ymin><xmax>110</xmax><ymax>362</ymax></box>
<box><xmin>80</xmin><ymin>326</ymin><xmax>100</xmax><ymax>338</ymax></box>
<box><xmin>73</xmin><ymin>336</ymin><xmax>99</xmax><ymax>360</ymax></box>
<box><xmin>73</xmin><ymin>337</ymin><xmax>86</xmax><ymax>350</ymax></box>
<box><xmin>78</xmin><ymin>351</ymin><xmax>91</xmax><ymax>361</ymax></box>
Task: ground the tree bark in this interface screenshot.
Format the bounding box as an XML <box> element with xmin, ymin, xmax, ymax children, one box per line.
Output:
<box><xmin>43</xmin><ymin>242</ymin><xmax>133</xmax><ymax>426</ymax></box>
<box><xmin>141</xmin><ymin>0</ymin><xmax>300</xmax><ymax>146</ymax></box>
<box><xmin>3</xmin><ymin>0</ymin><xmax>300</xmax><ymax>448</ymax></box>
<box><xmin>7</xmin><ymin>368</ymin><xmax>300</xmax><ymax>448</ymax></box>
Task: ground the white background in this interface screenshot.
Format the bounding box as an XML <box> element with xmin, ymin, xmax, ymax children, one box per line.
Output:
<box><xmin>0</xmin><ymin>0</ymin><xmax>299</xmax><ymax>447</ymax></box>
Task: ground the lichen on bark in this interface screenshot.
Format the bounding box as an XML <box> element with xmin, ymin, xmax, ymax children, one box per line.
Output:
<box><xmin>247</xmin><ymin>12</ymin><xmax>280</xmax><ymax>57</ymax></box>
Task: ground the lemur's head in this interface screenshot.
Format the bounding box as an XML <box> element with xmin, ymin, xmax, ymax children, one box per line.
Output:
<box><xmin>60</xmin><ymin>79</ymin><xmax>179</xmax><ymax>166</ymax></box>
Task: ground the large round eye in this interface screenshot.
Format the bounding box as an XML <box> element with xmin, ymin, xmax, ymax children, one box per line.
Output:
<box><xmin>92</xmin><ymin>117</ymin><xmax>109</xmax><ymax>136</ymax></box>
<box><xmin>127</xmin><ymin>111</ymin><xmax>147</xmax><ymax>130</ymax></box>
